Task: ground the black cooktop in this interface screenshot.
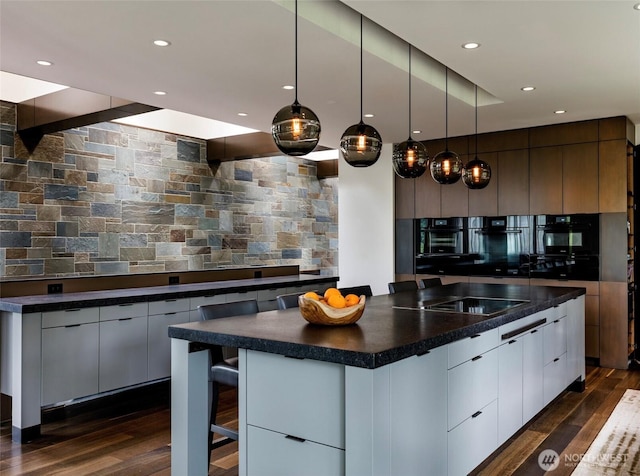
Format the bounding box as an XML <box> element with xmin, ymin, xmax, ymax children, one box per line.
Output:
<box><xmin>420</xmin><ymin>296</ymin><xmax>529</xmax><ymax>316</ymax></box>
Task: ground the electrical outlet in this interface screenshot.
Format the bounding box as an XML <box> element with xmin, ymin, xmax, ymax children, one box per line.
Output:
<box><xmin>48</xmin><ymin>283</ymin><xmax>63</xmax><ymax>294</ymax></box>
<box><xmin>169</xmin><ymin>276</ymin><xmax>179</xmax><ymax>285</ymax></box>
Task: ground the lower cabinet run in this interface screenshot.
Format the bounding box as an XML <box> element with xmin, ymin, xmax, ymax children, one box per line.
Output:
<box><xmin>240</xmin><ymin>296</ymin><xmax>586</xmax><ymax>476</ymax></box>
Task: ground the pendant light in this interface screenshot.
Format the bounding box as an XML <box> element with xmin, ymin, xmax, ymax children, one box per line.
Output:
<box><xmin>392</xmin><ymin>44</ymin><xmax>428</xmax><ymax>179</ymax></box>
<box><xmin>462</xmin><ymin>85</ymin><xmax>492</xmax><ymax>189</ymax></box>
<box><xmin>340</xmin><ymin>15</ymin><xmax>382</xmax><ymax>167</ymax></box>
<box><xmin>430</xmin><ymin>68</ymin><xmax>463</xmax><ymax>184</ymax></box>
<box><xmin>271</xmin><ymin>0</ymin><xmax>321</xmax><ymax>156</ymax></box>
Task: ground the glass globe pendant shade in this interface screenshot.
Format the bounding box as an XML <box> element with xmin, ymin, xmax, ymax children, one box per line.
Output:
<box><xmin>462</xmin><ymin>157</ymin><xmax>492</xmax><ymax>189</ymax></box>
<box><xmin>392</xmin><ymin>138</ymin><xmax>428</xmax><ymax>178</ymax></box>
<box><xmin>271</xmin><ymin>100</ymin><xmax>321</xmax><ymax>156</ymax></box>
<box><xmin>430</xmin><ymin>149</ymin><xmax>463</xmax><ymax>184</ymax></box>
<box><xmin>340</xmin><ymin>121</ymin><xmax>382</xmax><ymax>167</ymax></box>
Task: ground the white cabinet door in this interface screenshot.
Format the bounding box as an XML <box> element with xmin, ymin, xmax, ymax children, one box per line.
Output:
<box><xmin>148</xmin><ymin>311</ymin><xmax>190</xmax><ymax>380</ymax></box>
<box><xmin>448</xmin><ymin>399</ymin><xmax>498</xmax><ymax>476</ymax></box>
<box><xmin>41</xmin><ymin>323</ymin><xmax>99</xmax><ymax>405</ymax></box>
<box><xmin>246</xmin><ymin>350</ymin><xmax>345</xmax><ymax>449</ymax></box>
<box><xmin>389</xmin><ymin>345</ymin><xmax>448</xmax><ymax>476</ymax></box>
<box><xmin>543</xmin><ymin>353</ymin><xmax>567</xmax><ymax>406</ymax></box>
<box><xmin>448</xmin><ymin>347</ymin><xmax>498</xmax><ymax>431</ymax></box>
<box><xmin>247</xmin><ymin>425</ymin><xmax>344</xmax><ymax>476</ymax></box>
<box><xmin>99</xmin><ymin>316</ymin><xmax>148</xmax><ymax>392</ymax></box>
<box><xmin>523</xmin><ymin>326</ymin><xmax>545</xmax><ymax>423</ymax></box>
<box><xmin>498</xmin><ymin>337</ymin><xmax>523</xmax><ymax>445</ymax></box>
<box><xmin>566</xmin><ymin>296</ymin><xmax>586</xmax><ymax>385</ymax></box>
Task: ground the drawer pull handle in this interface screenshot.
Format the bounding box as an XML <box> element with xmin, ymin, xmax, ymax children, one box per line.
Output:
<box><xmin>501</xmin><ymin>318</ymin><xmax>547</xmax><ymax>340</ymax></box>
<box><xmin>508</xmin><ymin>339</ymin><xmax>517</xmax><ymax>344</ymax></box>
<box><xmin>285</xmin><ymin>355</ymin><xmax>304</xmax><ymax>360</ymax></box>
<box><xmin>165</xmin><ymin>299</ymin><xmax>177</xmax><ymax>303</ymax></box>
<box><xmin>285</xmin><ymin>435</ymin><xmax>306</xmax><ymax>443</ymax></box>
<box><xmin>65</xmin><ymin>324</ymin><xmax>81</xmax><ymax>328</ymax></box>
<box><xmin>472</xmin><ymin>355</ymin><xmax>483</xmax><ymax>362</ymax></box>
<box><xmin>165</xmin><ymin>312</ymin><xmax>177</xmax><ymax>316</ymax></box>
<box><xmin>118</xmin><ymin>304</ymin><xmax>134</xmax><ymax>307</ymax></box>
<box><xmin>554</xmin><ymin>319</ymin><xmax>560</xmax><ymax>323</ymax></box>
<box><xmin>554</xmin><ymin>357</ymin><xmax>560</xmax><ymax>362</ymax></box>
<box><xmin>416</xmin><ymin>349</ymin><xmax>431</xmax><ymax>357</ymax></box>
<box><xmin>119</xmin><ymin>317</ymin><xmax>133</xmax><ymax>322</ymax></box>
<box><xmin>472</xmin><ymin>411</ymin><xmax>482</xmax><ymax>419</ymax></box>
<box><xmin>470</xmin><ymin>334</ymin><xmax>481</xmax><ymax>339</ymax></box>
<box><xmin>531</xmin><ymin>329</ymin><xmax>538</xmax><ymax>334</ymax></box>
<box><xmin>65</xmin><ymin>309</ymin><xmax>81</xmax><ymax>313</ymax></box>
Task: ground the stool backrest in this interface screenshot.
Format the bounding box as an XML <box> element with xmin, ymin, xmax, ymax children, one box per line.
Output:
<box><xmin>388</xmin><ymin>280</ymin><xmax>418</xmax><ymax>294</ymax></box>
<box><xmin>419</xmin><ymin>278</ymin><xmax>443</xmax><ymax>289</ymax></box>
<box><xmin>338</xmin><ymin>285</ymin><xmax>373</xmax><ymax>297</ymax></box>
<box><xmin>199</xmin><ymin>299</ymin><xmax>259</xmax><ymax>321</ymax></box>
<box><xmin>276</xmin><ymin>293</ymin><xmax>302</xmax><ymax>310</ymax></box>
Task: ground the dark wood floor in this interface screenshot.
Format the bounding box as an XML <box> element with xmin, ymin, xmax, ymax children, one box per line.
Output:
<box><xmin>1</xmin><ymin>366</ymin><xmax>639</xmax><ymax>475</ymax></box>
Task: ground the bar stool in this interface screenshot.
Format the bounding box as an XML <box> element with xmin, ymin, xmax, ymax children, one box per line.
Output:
<box><xmin>419</xmin><ymin>277</ymin><xmax>443</xmax><ymax>289</ymax></box>
<box><xmin>198</xmin><ymin>299</ymin><xmax>259</xmax><ymax>463</ymax></box>
<box><xmin>388</xmin><ymin>280</ymin><xmax>419</xmax><ymax>294</ymax></box>
<box><xmin>338</xmin><ymin>284</ymin><xmax>373</xmax><ymax>297</ymax></box>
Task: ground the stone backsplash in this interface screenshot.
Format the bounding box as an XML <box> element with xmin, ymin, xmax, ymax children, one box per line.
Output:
<box><xmin>0</xmin><ymin>101</ymin><xmax>338</xmax><ymax>278</ymax></box>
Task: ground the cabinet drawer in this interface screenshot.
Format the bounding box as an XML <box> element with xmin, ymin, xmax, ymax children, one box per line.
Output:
<box><xmin>99</xmin><ymin>315</ymin><xmax>148</xmax><ymax>392</ymax></box>
<box><xmin>257</xmin><ymin>287</ymin><xmax>283</xmax><ymax>301</ymax></box>
<box><xmin>42</xmin><ymin>307</ymin><xmax>99</xmax><ymax>328</ymax></box>
<box><xmin>148</xmin><ymin>311</ymin><xmax>190</xmax><ymax>381</ymax></box>
<box><xmin>543</xmin><ymin>352</ymin><xmax>567</xmax><ymax>406</ymax></box>
<box><xmin>448</xmin><ymin>347</ymin><xmax>498</xmax><ymax>431</ymax></box>
<box><xmin>552</xmin><ymin>301</ymin><xmax>567</xmax><ymax>318</ymax></box>
<box><xmin>448</xmin><ymin>327</ymin><xmax>500</xmax><ymax>369</ymax></box>
<box><xmin>246</xmin><ymin>350</ymin><xmax>345</xmax><ymax>449</ymax></box>
<box><xmin>148</xmin><ymin>298</ymin><xmax>190</xmax><ymax>316</ymax></box>
<box><xmin>100</xmin><ymin>302</ymin><xmax>148</xmax><ymax>321</ymax></box>
<box><xmin>225</xmin><ymin>290</ymin><xmax>257</xmax><ymax>302</ymax></box>
<box><xmin>543</xmin><ymin>316</ymin><xmax>567</xmax><ymax>364</ymax></box>
<box><xmin>189</xmin><ymin>294</ymin><xmax>225</xmax><ymax>311</ymax></box>
<box><xmin>247</xmin><ymin>425</ymin><xmax>344</xmax><ymax>476</ymax></box>
<box><xmin>448</xmin><ymin>399</ymin><xmax>498</xmax><ymax>476</ymax></box>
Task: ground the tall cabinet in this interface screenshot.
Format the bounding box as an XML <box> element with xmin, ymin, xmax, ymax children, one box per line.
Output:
<box><xmin>394</xmin><ymin>116</ymin><xmax>636</xmax><ymax>369</ymax></box>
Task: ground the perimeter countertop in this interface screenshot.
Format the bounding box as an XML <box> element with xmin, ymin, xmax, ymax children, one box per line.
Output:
<box><xmin>168</xmin><ymin>282</ymin><xmax>585</xmax><ymax>369</ymax></box>
<box><xmin>0</xmin><ymin>274</ymin><xmax>337</xmax><ymax>314</ymax></box>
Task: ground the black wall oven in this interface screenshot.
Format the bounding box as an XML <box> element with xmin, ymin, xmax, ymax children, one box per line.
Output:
<box><xmin>531</xmin><ymin>214</ymin><xmax>600</xmax><ymax>281</ymax></box>
<box><xmin>415</xmin><ymin>217</ymin><xmax>473</xmax><ymax>275</ymax></box>
<box><xmin>468</xmin><ymin>216</ymin><xmax>532</xmax><ymax>277</ymax></box>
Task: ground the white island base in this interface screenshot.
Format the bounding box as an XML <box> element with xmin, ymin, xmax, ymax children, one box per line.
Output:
<box><xmin>170</xmin><ymin>295</ymin><xmax>585</xmax><ymax>476</ymax></box>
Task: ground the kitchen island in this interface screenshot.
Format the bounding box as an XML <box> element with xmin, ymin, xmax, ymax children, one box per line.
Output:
<box><xmin>168</xmin><ymin>282</ymin><xmax>585</xmax><ymax>476</ymax></box>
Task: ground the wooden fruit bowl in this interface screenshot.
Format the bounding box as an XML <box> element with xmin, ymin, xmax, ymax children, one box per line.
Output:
<box><xmin>298</xmin><ymin>295</ymin><xmax>366</xmax><ymax>326</ymax></box>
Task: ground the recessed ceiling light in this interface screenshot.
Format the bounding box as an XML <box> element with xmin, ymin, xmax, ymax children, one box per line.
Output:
<box><xmin>412</xmin><ymin>130</ymin><xmax>422</xmax><ymax>134</ymax></box>
<box><xmin>36</xmin><ymin>60</ymin><xmax>52</xmax><ymax>66</ymax></box>
<box><xmin>282</xmin><ymin>85</ymin><xmax>295</xmax><ymax>90</ymax></box>
<box><xmin>634</xmin><ymin>3</ymin><xmax>640</xmax><ymax>10</ymax></box>
<box><xmin>462</xmin><ymin>42</ymin><xmax>480</xmax><ymax>49</ymax></box>
<box><xmin>364</xmin><ymin>113</ymin><xmax>374</xmax><ymax>118</ymax></box>
<box><xmin>237</xmin><ymin>112</ymin><xmax>248</xmax><ymax>117</ymax></box>
<box><xmin>153</xmin><ymin>39</ymin><xmax>171</xmax><ymax>47</ymax></box>
<box><xmin>554</xmin><ymin>110</ymin><xmax>566</xmax><ymax>114</ymax></box>
<box><xmin>521</xmin><ymin>86</ymin><xmax>535</xmax><ymax>92</ymax></box>
<box><xmin>154</xmin><ymin>91</ymin><xmax>167</xmax><ymax>96</ymax></box>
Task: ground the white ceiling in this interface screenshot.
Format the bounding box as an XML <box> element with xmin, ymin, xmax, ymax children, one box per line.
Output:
<box><xmin>1</xmin><ymin>0</ymin><xmax>639</xmax><ymax>152</ymax></box>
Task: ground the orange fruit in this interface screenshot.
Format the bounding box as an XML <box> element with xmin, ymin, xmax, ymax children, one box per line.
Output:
<box><xmin>344</xmin><ymin>294</ymin><xmax>360</xmax><ymax>307</ymax></box>
<box><xmin>326</xmin><ymin>293</ymin><xmax>347</xmax><ymax>309</ymax></box>
<box><xmin>304</xmin><ymin>291</ymin><xmax>320</xmax><ymax>301</ymax></box>
<box><xmin>323</xmin><ymin>287</ymin><xmax>341</xmax><ymax>300</ymax></box>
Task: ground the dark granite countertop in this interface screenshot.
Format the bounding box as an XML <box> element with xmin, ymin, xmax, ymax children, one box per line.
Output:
<box><xmin>0</xmin><ymin>275</ymin><xmax>337</xmax><ymax>314</ymax></box>
<box><xmin>168</xmin><ymin>283</ymin><xmax>585</xmax><ymax>369</ymax></box>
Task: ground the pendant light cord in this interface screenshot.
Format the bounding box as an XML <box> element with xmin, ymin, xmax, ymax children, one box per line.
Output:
<box><xmin>294</xmin><ymin>0</ymin><xmax>298</xmax><ymax>103</ymax></box>
<box><xmin>475</xmin><ymin>84</ymin><xmax>478</xmax><ymax>155</ymax></box>
<box><xmin>360</xmin><ymin>15</ymin><xmax>363</xmax><ymax>121</ymax></box>
<box><xmin>408</xmin><ymin>44</ymin><xmax>412</xmax><ymax>137</ymax></box>
<box><xmin>445</xmin><ymin>67</ymin><xmax>449</xmax><ymax>150</ymax></box>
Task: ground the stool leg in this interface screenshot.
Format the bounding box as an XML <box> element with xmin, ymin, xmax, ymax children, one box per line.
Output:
<box><xmin>208</xmin><ymin>380</ymin><xmax>220</xmax><ymax>467</ymax></box>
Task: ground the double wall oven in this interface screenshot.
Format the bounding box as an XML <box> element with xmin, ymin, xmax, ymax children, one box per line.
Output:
<box><xmin>411</xmin><ymin>213</ymin><xmax>600</xmax><ymax>281</ymax></box>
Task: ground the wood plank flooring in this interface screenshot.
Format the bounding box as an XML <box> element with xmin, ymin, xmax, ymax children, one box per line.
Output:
<box><xmin>1</xmin><ymin>366</ymin><xmax>639</xmax><ymax>475</ymax></box>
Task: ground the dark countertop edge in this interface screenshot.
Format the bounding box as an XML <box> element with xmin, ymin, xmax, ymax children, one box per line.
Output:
<box><xmin>0</xmin><ymin>275</ymin><xmax>338</xmax><ymax>314</ymax></box>
<box><xmin>168</xmin><ymin>287</ymin><xmax>586</xmax><ymax>369</ymax></box>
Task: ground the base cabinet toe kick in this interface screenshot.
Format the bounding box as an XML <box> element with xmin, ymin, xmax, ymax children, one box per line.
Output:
<box><xmin>169</xmin><ymin>291</ymin><xmax>586</xmax><ymax>476</ymax></box>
